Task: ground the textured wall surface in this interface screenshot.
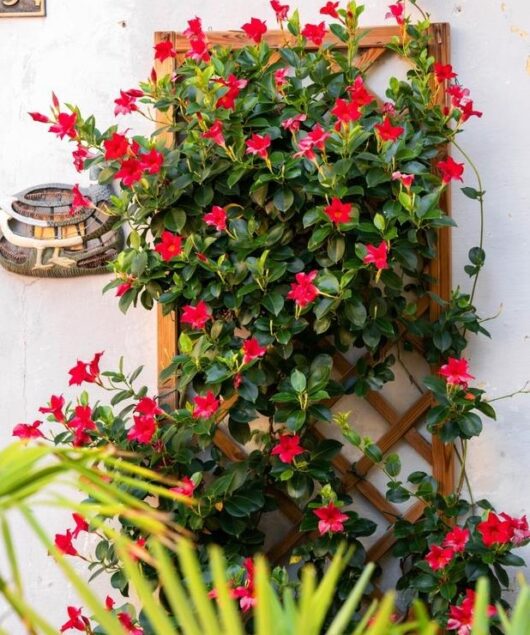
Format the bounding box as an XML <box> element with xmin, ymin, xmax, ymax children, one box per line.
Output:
<box><xmin>0</xmin><ymin>0</ymin><xmax>529</xmax><ymax>630</ymax></box>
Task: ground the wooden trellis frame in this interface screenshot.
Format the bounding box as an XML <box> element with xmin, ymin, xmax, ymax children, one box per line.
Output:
<box><xmin>154</xmin><ymin>23</ymin><xmax>453</xmax><ymax>572</ymax></box>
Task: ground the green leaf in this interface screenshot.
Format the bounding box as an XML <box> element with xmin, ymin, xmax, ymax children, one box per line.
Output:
<box><xmin>273</xmin><ymin>187</ymin><xmax>294</xmax><ymax>212</ymax></box>
<box><xmin>308</xmin><ymin>226</ymin><xmax>332</xmax><ymax>251</ymax></box>
<box><xmin>224</xmin><ymin>489</ymin><xmax>265</xmax><ymax>517</ymax></box>
<box><xmin>329</xmin><ymin>23</ymin><xmax>349</xmax><ymax>42</ymax></box>
<box><xmin>290</xmin><ymin>370</ymin><xmax>307</xmax><ymax>393</ymax></box>
<box><xmin>366</xmin><ymin>168</ymin><xmax>390</xmax><ymax>188</ymax></box>
<box><xmin>461</xmin><ymin>186</ymin><xmax>484</xmax><ymax>200</ymax></box>
<box><xmin>469</xmin><ymin>246</ymin><xmax>486</xmax><ymax>266</ymax></box>
<box><xmin>317</xmin><ymin>272</ymin><xmax>339</xmax><ymax>295</ymax></box>
<box><xmin>327</xmin><ymin>236</ymin><xmax>345</xmax><ymax>263</ymax></box>
<box><xmin>262</xmin><ymin>292</ymin><xmax>284</xmax><ymax>316</ymax></box>
<box><xmin>384</xmin><ymin>453</ymin><xmax>401</xmax><ymax>477</ymax></box>
<box><xmin>433</xmin><ymin>330</ymin><xmax>452</xmax><ymax>352</ymax></box>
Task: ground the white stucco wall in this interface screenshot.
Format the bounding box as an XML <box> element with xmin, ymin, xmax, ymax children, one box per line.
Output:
<box><xmin>1</xmin><ymin>0</ymin><xmax>529</xmax><ymax>630</ymax></box>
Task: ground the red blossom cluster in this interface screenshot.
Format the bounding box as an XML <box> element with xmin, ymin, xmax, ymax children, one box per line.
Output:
<box><xmin>215</xmin><ymin>74</ymin><xmax>248</xmax><ymax>110</ymax></box>
<box><xmin>105</xmin><ymin>597</ymin><xmax>144</xmax><ymax>634</ymax></box>
<box><xmin>433</xmin><ymin>63</ymin><xmax>482</xmax><ymax>124</ymax></box>
<box><xmin>54</xmin><ymin>513</ymin><xmax>89</xmax><ymax>558</ymax></box>
<box><xmin>102</xmin><ymin>133</ymin><xmax>164</xmax><ymax>187</ymax></box>
<box><xmin>425</xmin><ymin>513</ymin><xmax>530</xmax><ymax>574</ymax></box>
<box><xmin>183</xmin><ymin>17</ymin><xmax>210</xmax><ymax>63</ymax></box>
<box><xmin>114</xmin><ymin>88</ymin><xmax>144</xmax><ymax>116</ymax></box>
<box><xmin>209</xmin><ymin>557</ymin><xmax>257</xmax><ymax>612</ymax></box>
<box><xmin>447</xmin><ymin>589</ymin><xmax>496</xmax><ymax>635</ymax></box>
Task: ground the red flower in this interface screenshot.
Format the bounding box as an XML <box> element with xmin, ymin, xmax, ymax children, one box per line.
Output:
<box><xmin>274</xmin><ymin>67</ymin><xmax>289</xmax><ymax>87</ymax></box>
<box><xmin>302</xmin><ymin>22</ymin><xmax>327</xmax><ymax>46</ymax></box>
<box><xmin>314</xmin><ymin>502</ymin><xmax>349</xmax><ymax>535</ymax></box>
<box><xmin>49</xmin><ymin>112</ymin><xmax>77</xmax><ymax>139</ymax></box>
<box><xmin>477</xmin><ymin>512</ymin><xmax>513</xmax><ymax>547</ymax></box>
<box><xmin>181</xmin><ymin>301</ymin><xmax>212</xmax><ymax>329</ymax></box>
<box><xmin>116</xmin><ymin>157</ymin><xmax>144</xmax><ymax>187</ymax></box>
<box><xmin>443</xmin><ymin>526</ymin><xmax>470</xmax><ymax>552</ymax></box>
<box><xmin>55</xmin><ymin>530</ymin><xmax>78</xmax><ymax>556</ymax></box>
<box><xmin>60</xmin><ymin>606</ymin><xmax>89</xmax><ymax>632</ymax></box>
<box><xmin>242</xmin><ymin>18</ymin><xmax>267</xmax><ymax>43</ymax></box>
<box><xmin>271</xmin><ymin>434</ymin><xmax>304</xmax><ymax>463</ymax></box>
<box><xmin>281</xmin><ymin>113</ymin><xmax>306</xmax><ymax>132</ymax></box>
<box><xmin>204</xmin><ymin>205</ymin><xmax>228</xmax><ymax>231</ymax></box>
<box><xmin>170</xmin><ymin>475</ymin><xmax>196</xmax><ymax>498</ymax></box>
<box><xmin>324</xmin><ymin>198</ymin><xmax>353</xmax><ymax>225</ymax></box>
<box><xmin>139</xmin><ymin>149</ymin><xmax>164</xmax><ymax>175</ymax></box>
<box><xmin>392</xmin><ymin>171</ymin><xmax>415</xmax><ymax>189</ymax></box>
<box><xmin>68</xmin><ymin>352</ymin><xmax>103</xmax><ymax>386</ymax></box>
<box><xmin>500</xmin><ymin>513</ymin><xmax>530</xmax><ymax>545</ymax></box>
<box><xmin>114</xmin><ymin>89</ymin><xmax>142</xmax><ymax>116</ymax></box>
<box><xmin>192</xmin><ymin>390</ymin><xmax>220</xmax><ymax>419</ymax></box>
<box><xmin>155</xmin><ymin>231</ymin><xmax>183</xmax><ymax>261</ymax></box>
<box><xmin>71</xmin><ymin>513</ymin><xmax>89</xmax><ymax>539</ymax></box>
<box><xmin>320</xmin><ymin>2</ymin><xmax>340</xmax><ymax>18</ymax></box>
<box><xmin>183</xmin><ymin>17</ymin><xmax>204</xmax><ymax>39</ymax></box>
<box><xmin>129</xmin><ymin>537</ymin><xmax>148</xmax><ymax>562</ymax></box>
<box><xmin>127</xmin><ymin>415</ymin><xmax>157</xmax><ymax>444</ymax></box>
<box><xmin>69</xmin><ymin>405</ymin><xmax>97</xmax><ymax>447</ymax></box>
<box><xmin>135</xmin><ymin>396</ymin><xmax>163</xmax><ymax>417</ymax></box>
<box><xmin>382</xmin><ymin>101</ymin><xmax>396</xmax><ymax>115</ymax></box>
<box><xmin>374</xmin><ymin>116</ymin><xmax>404</xmax><ymax>142</ymax></box>
<box><xmin>29</xmin><ymin>111</ymin><xmax>50</xmax><ymax>123</ymax></box>
<box><xmin>12</xmin><ymin>420</ymin><xmax>44</xmax><ymax>440</ymax></box>
<box><xmin>459</xmin><ymin>100</ymin><xmax>483</xmax><ymax>122</ymax></box>
<box><xmin>287</xmin><ymin>270</ymin><xmax>319</xmax><ymax>307</ymax></box>
<box><xmin>245</xmin><ymin>133</ymin><xmax>272</xmax><ymax>160</ymax></box>
<box><xmin>70</xmin><ymin>184</ymin><xmax>93</xmax><ymax>215</ymax></box>
<box><xmin>294</xmin><ymin>124</ymin><xmax>331</xmax><ymax>160</ymax></box>
<box><xmin>439</xmin><ymin>357</ymin><xmax>474</xmax><ymax>387</ymax></box>
<box><xmin>216</xmin><ymin>75</ymin><xmax>248</xmax><ymax>110</ymax></box>
<box><xmin>39</xmin><ymin>394</ymin><xmax>65</xmax><ymax>422</ymax></box>
<box><xmin>242</xmin><ymin>337</ymin><xmax>267</xmax><ymax>364</ymax></box>
<box><xmin>385</xmin><ymin>1</ymin><xmax>405</xmax><ymax>25</ymax></box>
<box><xmin>116</xmin><ymin>281</ymin><xmax>133</xmax><ymax>297</ymax></box>
<box><xmin>448</xmin><ymin>589</ymin><xmax>496</xmax><ymax>635</ymax></box>
<box><xmin>186</xmin><ymin>38</ymin><xmax>210</xmax><ymax>63</ymax></box>
<box><xmin>202</xmin><ymin>120</ymin><xmax>225</xmax><ymax>146</ymax></box>
<box><xmin>118</xmin><ymin>612</ymin><xmax>144</xmax><ymax>635</ymax></box>
<box><xmin>72</xmin><ymin>144</ymin><xmax>93</xmax><ymax>172</ymax></box>
<box><xmin>437</xmin><ymin>156</ymin><xmax>465</xmax><ymax>184</ymax></box>
<box><xmin>434</xmin><ymin>63</ymin><xmax>457</xmax><ymax>83</ymax></box>
<box><xmin>154</xmin><ymin>40</ymin><xmax>176</xmax><ymax>62</ymax></box>
<box><xmin>103</xmin><ymin>132</ymin><xmax>130</xmax><ymax>160</ymax></box>
<box><xmin>331</xmin><ymin>98</ymin><xmax>361</xmax><ymax>128</ymax></box>
<box><xmin>425</xmin><ymin>544</ymin><xmax>455</xmax><ymax>570</ymax></box>
<box><xmin>347</xmin><ymin>76</ymin><xmax>375</xmax><ymax>108</ymax></box>
<box><xmin>270</xmin><ymin>0</ymin><xmax>289</xmax><ymax>21</ymax></box>
<box><xmin>363</xmin><ymin>242</ymin><xmax>389</xmax><ymax>270</ymax></box>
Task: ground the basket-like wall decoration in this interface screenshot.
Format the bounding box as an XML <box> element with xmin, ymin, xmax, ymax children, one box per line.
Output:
<box><xmin>0</xmin><ymin>182</ymin><xmax>124</xmax><ymax>277</ymax></box>
<box><xmin>154</xmin><ymin>23</ymin><xmax>453</xmax><ymax>591</ymax></box>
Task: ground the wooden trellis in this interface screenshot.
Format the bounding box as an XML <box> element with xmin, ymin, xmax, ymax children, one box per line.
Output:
<box><xmin>154</xmin><ymin>24</ymin><xmax>453</xmax><ymax>576</ymax></box>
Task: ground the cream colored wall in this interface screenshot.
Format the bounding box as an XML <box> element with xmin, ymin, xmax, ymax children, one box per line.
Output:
<box><xmin>0</xmin><ymin>0</ymin><xmax>529</xmax><ymax>630</ymax></box>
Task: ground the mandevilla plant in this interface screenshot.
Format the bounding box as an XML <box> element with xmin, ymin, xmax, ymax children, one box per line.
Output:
<box><xmin>23</xmin><ymin>0</ymin><xmax>529</xmax><ymax>633</ymax></box>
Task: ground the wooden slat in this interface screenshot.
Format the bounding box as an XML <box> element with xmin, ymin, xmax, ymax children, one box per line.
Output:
<box><xmin>155</xmin><ymin>32</ymin><xmax>179</xmax><ymax>411</ymax></box>
<box><xmin>172</xmin><ymin>26</ymin><xmax>403</xmax><ymax>54</ymax></box>
<box><xmin>367</xmin><ymin>500</ymin><xmax>426</xmax><ymax>562</ymax></box>
<box><xmin>427</xmin><ymin>23</ymin><xmax>454</xmax><ymax>497</ymax></box>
